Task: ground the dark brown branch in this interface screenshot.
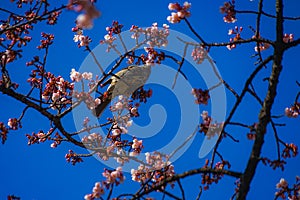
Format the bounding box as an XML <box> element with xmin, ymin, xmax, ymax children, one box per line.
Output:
<box><xmin>211</xmin><ymin>55</ymin><xmax>273</xmax><ymax>167</ymax></box>
<box><xmin>0</xmin><ymin>87</ymin><xmax>54</xmax><ymax>120</ymax></box>
<box><xmin>86</xmin><ymin>46</ymin><xmax>105</xmax><ymax>74</ymax></box>
<box><xmin>160</xmin><ymin>190</ymin><xmax>181</xmax><ymax>200</ymax></box>
<box><xmin>69</xmin><ymin>121</ymin><xmax>112</xmax><ymax>136</ymax></box>
<box><xmin>40</xmin><ymin>41</ymin><xmax>50</xmax><ymax>107</ymax></box>
<box><xmin>284</xmin><ymin>37</ymin><xmax>300</xmax><ymax>50</ymax></box>
<box><xmin>236</xmin><ymin>0</ymin><xmax>285</xmax><ymax>198</ymax></box>
<box><xmin>207</xmin><ymin>56</ymin><xmax>239</xmax><ymax>99</ymax></box>
<box><xmin>195</xmin><ymin>187</ymin><xmax>203</xmax><ymax>200</ymax></box>
<box><xmin>183</xmin><ymin>18</ymin><xmax>207</xmax><ymax>45</ymax></box>
<box><xmin>236</xmin><ymin>10</ymin><xmax>300</xmax><ymax>20</ymax></box>
<box><xmin>17</xmin><ymin>106</ymin><xmax>29</xmax><ymax>121</ymax></box>
<box><xmin>178</xmin><ymin>36</ymin><xmax>274</xmax><ymax>49</ymax></box>
<box><xmin>0</xmin><ymin>86</ymin><xmax>87</xmax><ymax>149</ymax></box>
<box><xmin>224</xmin><ymin>131</ymin><xmax>239</xmax><ymax>143</ymax></box>
<box><xmin>106</xmin><ymin>184</ymin><xmax>114</xmax><ymax>200</ymax></box>
<box><xmin>0</xmin><ymin>5</ymin><xmax>67</xmax><ymax>35</ymax></box>
<box><xmin>52</xmin><ymin>116</ymin><xmax>86</xmax><ymax>148</ymax></box>
<box><xmin>254</xmin><ymin>0</ymin><xmax>266</xmax><ymax>68</ymax></box>
<box><xmin>228</xmin><ymin>122</ymin><xmax>251</xmax><ymax>129</ymax></box>
<box><xmin>172</xmin><ymin>43</ymin><xmax>188</xmax><ymax>89</ymax></box>
<box><xmin>0</xmin><ymin>7</ymin><xmax>24</xmax><ymax>17</ymax></box>
<box><xmin>248</xmin><ymin>86</ymin><xmax>281</xmax><ymax>161</ymax></box>
<box><xmin>177</xmin><ymin>179</ymin><xmax>185</xmax><ymax>200</ymax></box>
<box><xmin>132</xmin><ymin>168</ymin><xmax>242</xmax><ymax>199</ymax></box>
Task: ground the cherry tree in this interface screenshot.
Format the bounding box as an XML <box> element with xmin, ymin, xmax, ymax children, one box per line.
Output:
<box><xmin>1</xmin><ymin>0</ymin><xmax>300</xmax><ymax>199</ymax></box>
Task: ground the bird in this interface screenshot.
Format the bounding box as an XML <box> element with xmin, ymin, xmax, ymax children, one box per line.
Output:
<box><xmin>94</xmin><ymin>64</ymin><xmax>151</xmax><ymax>117</ymax></box>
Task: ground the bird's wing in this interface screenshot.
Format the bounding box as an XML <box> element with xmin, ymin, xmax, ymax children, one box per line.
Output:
<box><xmin>94</xmin><ymin>65</ymin><xmax>151</xmax><ymax>117</ymax></box>
<box><xmin>110</xmin><ymin>65</ymin><xmax>151</xmax><ymax>97</ymax></box>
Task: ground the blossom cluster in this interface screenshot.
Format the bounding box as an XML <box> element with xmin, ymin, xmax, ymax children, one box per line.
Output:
<box><xmin>68</xmin><ymin>0</ymin><xmax>100</xmax><ymax>29</ymax></box>
<box><xmin>109</xmin><ymin>95</ymin><xmax>141</xmax><ymax>125</ymax></box>
<box><xmin>25</xmin><ymin>129</ymin><xmax>63</xmax><ymax>148</ymax></box>
<box><xmin>70</xmin><ymin>68</ymin><xmax>93</xmax><ymax>82</ymax></box>
<box><xmin>130</xmin><ymin>138</ymin><xmax>143</xmax><ymax>156</ymax></box>
<box><xmin>47</xmin><ymin>11</ymin><xmax>61</xmax><ymax>25</ymax></box>
<box><xmin>282</xmin><ymin>143</ymin><xmax>298</xmax><ymax>159</ymax></box>
<box><xmin>100</xmin><ymin>35</ymin><xmax>116</xmax><ymax>52</ymax></box>
<box><xmin>9</xmin><ymin>0</ymin><xmax>34</xmax><ymax>8</ymax></box>
<box><xmin>0</xmin><ymin>122</ymin><xmax>9</xmax><ymax>144</ymax></box>
<box><xmin>25</xmin><ymin>128</ymin><xmax>60</xmax><ymax>148</ymax></box>
<box><xmin>131</xmin><ymin>87</ymin><xmax>153</xmax><ymax>103</ymax></box>
<box><xmin>106</xmin><ymin>21</ymin><xmax>124</xmax><ymax>35</ymax></box>
<box><xmin>227</xmin><ymin>26</ymin><xmax>243</xmax><ymax>50</ymax></box>
<box><xmin>100</xmin><ymin>21</ymin><xmax>169</xmax><ymax>63</ymax></box>
<box><xmin>167</xmin><ymin>2</ymin><xmax>191</xmax><ymax>24</ymax></box>
<box><xmin>283</xmin><ymin>33</ymin><xmax>294</xmax><ymax>43</ymax></box>
<box><xmin>70</xmin><ymin>69</ymin><xmax>101</xmax><ymax>110</ymax></box>
<box><xmin>41</xmin><ymin>73</ymin><xmax>74</xmax><ymax>110</ymax></box>
<box><xmin>50</xmin><ymin>132</ymin><xmax>63</xmax><ymax>148</ymax></box>
<box><xmin>261</xmin><ymin>157</ymin><xmax>287</xmax><ymax>171</ymax></box>
<box><xmin>144</xmin><ymin>23</ymin><xmax>169</xmax><ymax>48</ymax></box>
<box><xmin>102</xmin><ymin>22</ymin><xmax>170</xmax><ymax>51</ymax></box>
<box><xmin>84</xmin><ymin>167</ymin><xmax>125</xmax><ymax>200</ymax></box>
<box><xmin>220</xmin><ymin>1</ymin><xmax>237</xmax><ymax>23</ymax></box>
<box><xmin>131</xmin><ymin>152</ymin><xmax>175</xmax><ymax>189</ymax></box>
<box><xmin>95</xmin><ymin>131</ymin><xmax>143</xmax><ymax>164</ymax></box>
<box><xmin>77</xmin><ymin>96</ymin><xmax>146</xmax><ymax>164</ymax></box>
<box><xmin>84</xmin><ymin>182</ymin><xmax>104</xmax><ymax>200</ymax></box>
<box><xmin>191</xmin><ymin>88</ymin><xmax>210</xmax><ymax>105</ymax></box>
<box><xmin>253</xmin><ymin>34</ymin><xmax>271</xmax><ymax>52</ymax></box>
<box><xmin>26</xmin><ymin>56</ymin><xmax>75</xmax><ymax>111</ymax></box>
<box><xmin>201</xmin><ymin>159</ymin><xmax>231</xmax><ymax>190</ymax></box>
<box><xmin>37</xmin><ymin>32</ymin><xmax>54</xmax><ymax>49</ymax></box>
<box><xmin>26</xmin><ymin>130</ymin><xmax>48</xmax><ymax>145</ymax></box>
<box><xmin>199</xmin><ymin>111</ymin><xmax>223</xmax><ymax>139</ymax></box>
<box><xmin>73</xmin><ymin>28</ymin><xmax>92</xmax><ymax>47</ymax></box>
<box><xmin>191</xmin><ymin>46</ymin><xmax>208</xmax><ymax>64</ymax></box>
<box><xmin>102</xmin><ymin>167</ymin><xmax>125</xmax><ymax>186</ymax></box>
<box><xmin>7</xmin><ymin>118</ymin><xmax>21</xmax><ymax>130</ymax></box>
<box><xmin>0</xmin><ymin>73</ymin><xmax>19</xmax><ymax>89</ymax></box>
<box><xmin>113</xmin><ymin>148</ymin><xmax>129</xmax><ymax>165</ymax></box>
<box><xmin>81</xmin><ymin>132</ymin><xmax>103</xmax><ymax>148</ymax></box>
<box><xmin>1</xmin><ymin>50</ymin><xmax>19</xmax><ymax>64</ymax></box>
<box><xmin>111</xmin><ymin>122</ymin><xmax>130</xmax><ymax>137</ymax></box>
<box><xmin>103</xmin><ymin>96</ymin><xmax>144</xmax><ymax>161</ymax></box>
<box><xmin>129</xmin><ymin>23</ymin><xmax>170</xmax><ymax>48</ymax></box>
<box><xmin>285</xmin><ymin>103</ymin><xmax>300</xmax><ymax>118</ymax></box>
<box><xmin>143</xmin><ymin>47</ymin><xmax>166</xmax><ymax>66</ymax></box>
<box><xmin>247</xmin><ymin>123</ymin><xmax>258</xmax><ymax>140</ymax></box>
<box><xmin>0</xmin><ymin>1</ymin><xmax>63</xmax><ymax>66</ymax></box>
<box><xmin>276</xmin><ymin>178</ymin><xmax>289</xmax><ymax>190</ymax></box>
<box><xmin>99</xmin><ymin>21</ymin><xmax>123</xmax><ymax>52</ymax></box>
<box><xmin>65</xmin><ymin>150</ymin><xmax>84</xmax><ymax>165</ymax></box>
<box><xmin>275</xmin><ymin>177</ymin><xmax>300</xmax><ymax>199</ymax></box>
<box><xmin>0</xmin><ymin>13</ymin><xmax>32</xmax><ymax>63</ymax></box>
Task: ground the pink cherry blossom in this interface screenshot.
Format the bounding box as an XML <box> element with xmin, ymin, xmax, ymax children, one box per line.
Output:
<box><xmin>191</xmin><ymin>46</ymin><xmax>208</xmax><ymax>64</ymax></box>
<box><xmin>82</xmin><ymin>72</ymin><xmax>93</xmax><ymax>80</ymax></box>
<box><xmin>167</xmin><ymin>2</ymin><xmax>191</xmax><ymax>24</ymax></box>
<box><xmin>220</xmin><ymin>1</ymin><xmax>237</xmax><ymax>23</ymax></box>
<box><xmin>70</xmin><ymin>69</ymin><xmax>82</xmax><ymax>82</ymax></box>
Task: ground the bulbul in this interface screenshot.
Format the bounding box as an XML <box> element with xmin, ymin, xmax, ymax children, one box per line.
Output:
<box><xmin>94</xmin><ymin>64</ymin><xmax>151</xmax><ymax>117</ymax></box>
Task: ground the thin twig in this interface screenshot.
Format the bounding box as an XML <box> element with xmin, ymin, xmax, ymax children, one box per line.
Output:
<box><xmin>172</xmin><ymin>43</ymin><xmax>188</xmax><ymax>89</ymax></box>
<box><xmin>177</xmin><ymin>179</ymin><xmax>185</xmax><ymax>200</ymax></box>
<box><xmin>236</xmin><ymin>10</ymin><xmax>300</xmax><ymax>20</ymax></box>
<box><xmin>195</xmin><ymin>186</ymin><xmax>203</xmax><ymax>200</ymax></box>
<box><xmin>86</xmin><ymin>46</ymin><xmax>105</xmax><ymax>74</ymax></box>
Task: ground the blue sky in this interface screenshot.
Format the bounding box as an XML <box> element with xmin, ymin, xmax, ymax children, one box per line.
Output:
<box><xmin>1</xmin><ymin>0</ymin><xmax>300</xmax><ymax>199</ymax></box>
